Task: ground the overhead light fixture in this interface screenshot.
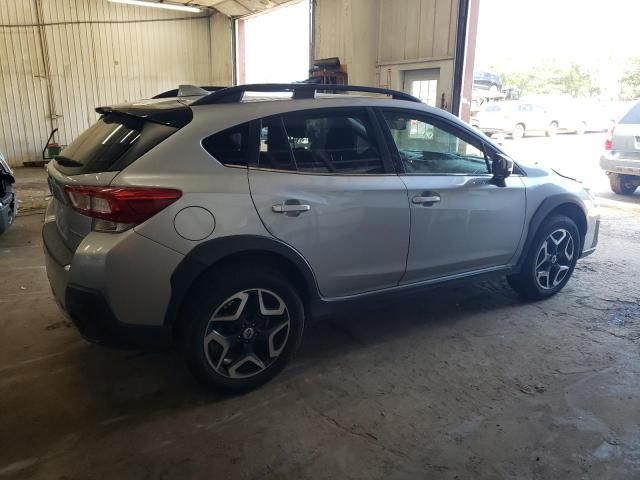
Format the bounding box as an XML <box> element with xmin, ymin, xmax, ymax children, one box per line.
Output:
<box><xmin>108</xmin><ymin>0</ymin><xmax>201</xmax><ymax>13</ymax></box>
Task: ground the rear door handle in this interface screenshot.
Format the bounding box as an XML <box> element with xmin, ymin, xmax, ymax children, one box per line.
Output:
<box><xmin>272</xmin><ymin>204</ymin><xmax>311</xmax><ymax>213</ymax></box>
<box><xmin>272</xmin><ymin>200</ymin><xmax>311</xmax><ymax>217</ymax></box>
<box><xmin>412</xmin><ymin>193</ymin><xmax>441</xmax><ymax>206</ymax></box>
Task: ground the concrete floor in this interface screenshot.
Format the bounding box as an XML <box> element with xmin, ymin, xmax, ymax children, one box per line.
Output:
<box><xmin>1</xmin><ymin>140</ymin><xmax>639</xmax><ymax>479</ymax></box>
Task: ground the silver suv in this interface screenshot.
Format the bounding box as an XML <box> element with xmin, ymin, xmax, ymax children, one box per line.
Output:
<box><xmin>43</xmin><ymin>84</ymin><xmax>600</xmax><ymax>392</ymax></box>
<box><xmin>600</xmin><ymin>100</ymin><xmax>640</xmax><ymax>195</ymax></box>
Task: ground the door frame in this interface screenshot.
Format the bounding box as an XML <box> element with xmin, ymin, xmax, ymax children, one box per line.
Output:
<box><xmin>403</xmin><ymin>68</ymin><xmax>441</xmax><ymax>108</ymax></box>
<box><xmin>378</xmin><ymin>59</ymin><xmax>455</xmax><ymax>113</ymax></box>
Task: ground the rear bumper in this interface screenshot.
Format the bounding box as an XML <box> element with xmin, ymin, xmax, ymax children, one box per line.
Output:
<box><xmin>600</xmin><ymin>154</ymin><xmax>640</xmax><ymax>177</ymax></box>
<box><xmin>65</xmin><ymin>285</ymin><xmax>171</xmax><ymax>348</ymax></box>
<box><xmin>43</xmin><ymin>212</ymin><xmax>182</xmax><ymax>348</ymax></box>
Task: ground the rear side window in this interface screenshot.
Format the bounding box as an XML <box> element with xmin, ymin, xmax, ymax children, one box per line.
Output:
<box><xmin>55</xmin><ymin>115</ymin><xmax>177</xmax><ymax>175</ymax></box>
<box><xmin>259</xmin><ymin>117</ymin><xmax>296</xmax><ymax>171</ymax></box>
<box><xmin>277</xmin><ymin>110</ymin><xmax>384</xmax><ymax>174</ymax></box>
<box><xmin>202</xmin><ymin>122</ymin><xmax>250</xmax><ymax>167</ymax></box>
<box><xmin>619</xmin><ymin>102</ymin><xmax>640</xmax><ymax>124</ymax></box>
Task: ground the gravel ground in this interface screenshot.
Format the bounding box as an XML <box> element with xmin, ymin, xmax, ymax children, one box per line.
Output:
<box><xmin>0</xmin><ymin>137</ymin><xmax>639</xmax><ymax>479</ymax></box>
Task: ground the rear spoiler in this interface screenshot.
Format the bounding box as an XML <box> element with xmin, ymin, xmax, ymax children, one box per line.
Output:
<box><xmin>95</xmin><ymin>102</ymin><xmax>193</xmax><ymax>129</ymax></box>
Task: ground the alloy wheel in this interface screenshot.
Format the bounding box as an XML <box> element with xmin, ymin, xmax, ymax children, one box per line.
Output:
<box><xmin>534</xmin><ymin>228</ymin><xmax>574</xmax><ymax>290</ymax></box>
<box><xmin>203</xmin><ymin>289</ymin><xmax>290</xmax><ymax>379</ymax></box>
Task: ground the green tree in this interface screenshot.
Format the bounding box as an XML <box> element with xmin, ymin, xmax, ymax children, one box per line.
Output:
<box><xmin>491</xmin><ymin>62</ymin><xmax>600</xmax><ymax>98</ymax></box>
<box><xmin>619</xmin><ymin>58</ymin><xmax>640</xmax><ymax>100</ymax></box>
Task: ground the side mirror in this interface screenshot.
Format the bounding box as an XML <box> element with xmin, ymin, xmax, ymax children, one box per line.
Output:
<box><xmin>491</xmin><ymin>153</ymin><xmax>514</xmax><ymax>187</ymax></box>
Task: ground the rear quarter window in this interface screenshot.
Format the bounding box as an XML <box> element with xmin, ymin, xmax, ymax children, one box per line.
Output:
<box><xmin>55</xmin><ymin>114</ymin><xmax>178</xmax><ymax>175</ymax></box>
<box><xmin>202</xmin><ymin>123</ymin><xmax>251</xmax><ymax>167</ymax></box>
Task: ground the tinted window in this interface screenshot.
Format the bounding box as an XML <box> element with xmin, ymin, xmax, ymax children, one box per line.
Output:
<box><xmin>259</xmin><ymin>117</ymin><xmax>296</xmax><ymax>171</ymax></box>
<box><xmin>619</xmin><ymin>101</ymin><xmax>640</xmax><ymax>124</ymax></box>
<box><xmin>278</xmin><ymin>110</ymin><xmax>385</xmax><ymax>174</ymax></box>
<box><xmin>202</xmin><ymin>123</ymin><xmax>250</xmax><ymax>167</ymax></box>
<box><xmin>382</xmin><ymin>111</ymin><xmax>489</xmax><ymax>175</ymax></box>
<box><xmin>55</xmin><ymin>115</ymin><xmax>177</xmax><ymax>175</ymax></box>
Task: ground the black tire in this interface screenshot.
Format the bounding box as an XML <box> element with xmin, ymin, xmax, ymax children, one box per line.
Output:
<box><xmin>512</xmin><ymin>123</ymin><xmax>525</xmax><ymax>140</ymax></box>
<box><xmin>609</xmin><ymin>173</ymin><xmax>638</xmax><ymax>195</ymax></box>
<box><xmin>180</xmin><ymin>263</ymin><xmax>304</xmax><ymax>394</ymax></box>
<box><xmin>507</xmin><ymin>215</ymin><xmax>581</xmax><ymax>301</ymax></box>
<box><xmin>545</xmin><ymin>121</ymin><xmax>558</xmax><ymax>137</ymax></box>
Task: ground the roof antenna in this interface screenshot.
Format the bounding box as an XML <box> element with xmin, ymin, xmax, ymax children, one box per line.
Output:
<box><xmin>177</xmin><ymin>85</ymin><xmax>210</xmax><ymax>97</ymax></box>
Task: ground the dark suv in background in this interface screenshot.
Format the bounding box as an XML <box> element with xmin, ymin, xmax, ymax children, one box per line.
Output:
<box><xmin>473</xmin><ymin>71</ymin><xmax>503</xmax><ymax>93</ymax></box>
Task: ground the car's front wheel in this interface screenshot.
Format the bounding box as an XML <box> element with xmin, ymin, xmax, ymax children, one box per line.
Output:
<box><xmin>181</xmin><ymin>263</ymin><xmax>304</xmax><ymax>393</ymax></box>
<box><xmin>507</xmin><ymin>215</ymin><xmax>581</xmax><ymax>301</ymax></box>
<box><xmin>609</xmin><ymin>173</ymin><xmax>638</xmax><ymax>195</ymax></box>
<box><xmin>512</xmin><ymin>123</ymin><xmax>525</xmax><ymax>140</ymax></box>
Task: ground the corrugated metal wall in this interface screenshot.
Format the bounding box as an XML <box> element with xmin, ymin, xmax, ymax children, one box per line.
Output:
<box><xmin>378</xmin><ymin>0</ymin><xmax>458</xmax><ymax>64</ymax></box>
<box><xmin>0</xmin><ymin>0</ymin><xmax>215</xmax><ymax>166</ymax></box>
<box><xmin>313</xmin><ymin>0</ymin><xmax>380</xmax><ymax>86</ymax></box>
<box><xmin>314</xmin><ymin>0</ymin><xmax>459</xmax><ymax>85</ymax></box>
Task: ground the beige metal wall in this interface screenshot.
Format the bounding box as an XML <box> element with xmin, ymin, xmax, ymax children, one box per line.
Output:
<box><xmin>313</xmin><ymin>0</ymin><xmax>380</xmax><ymax>86</ymax></box>
<box><xmin>378</xmin><ymin>0</ymin><xmax>457</xmax><ymax>64</ymax></box>
<box><xmin>0</xmin><ymin>0</ymin><xmax>218</xmax><ymax>167</ymax></box>
<box><xmin>313</xmin><ymin>0</ymin><xmax>460</xmax><ymax>110</ymax></box>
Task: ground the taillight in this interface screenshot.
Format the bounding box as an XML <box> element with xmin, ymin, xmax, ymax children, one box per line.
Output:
<box><xmin>605</xmin><ymin>125</ymin><xmax>615</xmax><ymax>151</ymax></box>
<box><xmin>65</xmin><ymin>185</ymin><xmax>181</xmax><ymax>232</ymax></box>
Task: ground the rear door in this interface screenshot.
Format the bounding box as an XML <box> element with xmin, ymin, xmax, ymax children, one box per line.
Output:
<box><xmin>248</xmin><ymin>107</ymin><xmax>410</xmax><ymax>298</ymax></box>
<box><xmin>378</xmin><ymin>108</ymin><xmax>526</xmax><ymax>283</ymax></box>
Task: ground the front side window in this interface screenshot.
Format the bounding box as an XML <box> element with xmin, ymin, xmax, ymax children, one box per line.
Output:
<box><xmin>382</xmin><ymin>111</ymin><xmax>489</xmax><ymax>175</ymax></box>
<box><xmin>262</xmin><ymin>110</ymin><xmax>385</xmax><ymax>174</ymax></box>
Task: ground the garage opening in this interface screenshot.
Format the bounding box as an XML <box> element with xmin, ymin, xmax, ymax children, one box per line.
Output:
<box><xmin>236</xmin><ymin>1</ymin><xmax>311</xmax><ymax>84</ymax></box>
<box><xmin>469</xmin><ymin>0</ymin><xmax>640</xmax><ymax>198</ymax></box>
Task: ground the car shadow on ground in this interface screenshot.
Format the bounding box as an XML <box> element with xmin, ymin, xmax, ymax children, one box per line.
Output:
<box><xmin>59</xmin><ymin>277</ymin><xmax>524</xmax><ymax>413</ymax></box>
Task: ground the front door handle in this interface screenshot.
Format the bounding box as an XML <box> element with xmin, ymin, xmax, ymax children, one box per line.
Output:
<box><xmin>412</xmin><ymin>193</ymin><xmax>441</xmax><ymax>206</ymax></box>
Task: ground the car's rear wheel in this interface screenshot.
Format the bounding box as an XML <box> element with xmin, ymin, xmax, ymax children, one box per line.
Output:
<box><xmin>609</xmin><ymin>173</ymin><xmax>638</xmax><ymax>195</ymax></box>
<box><xmin>507</xmin><ymin>215</ymin><xmax>581</xmax><ymax>301</ymax></box>
<box><xmin>512</xmin><ymin>123</ymin><xmax>525</xmax><ymax>140</ymax></box>
<box><xmin>546</xmin><ymin>121</ymin><xmax>558</xmax><ymax>137</ymax></box>
<box><xmin>181</xmin><ymin>263</ymin><xmax>304</xmax><ymax>393</ymax></box>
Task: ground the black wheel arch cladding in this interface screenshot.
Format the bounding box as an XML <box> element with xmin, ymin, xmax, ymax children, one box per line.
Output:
<box><xmin>165</xmin><ymin>235</ymin><xmax>320</xmax><ymax>328</ymax></box>
<box><xmin>518</xmin><ymin>194</ymin><xmax>587</xmax><ymax>267</ymax></box>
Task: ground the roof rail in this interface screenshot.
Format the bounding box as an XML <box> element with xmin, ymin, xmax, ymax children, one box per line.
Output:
<box><xmin>190</xmin><ymin>83</ymin><xmax>421</xmax><ymax>106</ymax></box>
<box><xmin>152</xmin><ymin>85</ymin><xmax>227</xmax><ymax>99</ymax></box>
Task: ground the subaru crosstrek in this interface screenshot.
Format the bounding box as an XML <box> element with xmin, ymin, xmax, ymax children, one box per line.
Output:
<box><xmin>43</xmin><ymin>84</ymin><xmax>600</xmax><ymax>393</ymax></box>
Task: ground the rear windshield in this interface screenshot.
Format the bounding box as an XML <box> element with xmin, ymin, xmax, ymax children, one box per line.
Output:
<box><xmin>54</xmin><ymin>114</ymin><xmax>177</xmax><ymax>175</ymax></box>
<box><xmin>619</xmin><ymin>102</ymin><xmax>640</xmax><ymax>125</ymax></box>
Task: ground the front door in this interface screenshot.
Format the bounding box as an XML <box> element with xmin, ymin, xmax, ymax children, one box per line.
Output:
<box><xmin>249</xmin><ymin>108</ymin><xmax>410</xmax><ymax>298</ymax></box>
<box><xmin>403</xmin><ymin>69</ymin><xmax>440</xmax><ymax>108</ymax></box>
<box><xmin>378</xmin><ymin>109</ymin><xmax>526</xmax><ymax>283</ymax></box>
